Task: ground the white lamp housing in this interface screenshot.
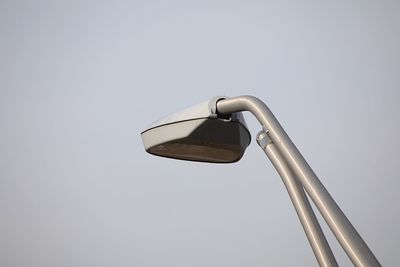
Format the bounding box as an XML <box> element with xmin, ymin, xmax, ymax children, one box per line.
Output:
<box><xmin>141</xmin><ymin>97</ymin><xmax>251</xmax><ymax>163</ymax></box>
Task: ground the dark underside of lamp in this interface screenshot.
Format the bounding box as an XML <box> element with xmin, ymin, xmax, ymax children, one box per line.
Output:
<box><xmin>142</xmin><ymin>118</ymin><xmax>251</xmax><ymax>163</ymax></box>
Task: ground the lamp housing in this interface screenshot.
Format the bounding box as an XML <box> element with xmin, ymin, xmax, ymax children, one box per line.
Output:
<box><xmin>141</xmin><ymin>97</ymin><xmax>251</xmax><ymax>163</ymax></box>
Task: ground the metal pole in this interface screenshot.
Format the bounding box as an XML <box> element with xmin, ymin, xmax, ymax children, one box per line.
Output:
<box><xmin>216</xmin><ymin>96</ymin><xmax>381</xmax><ymax>267</ymax></box>
<box><xmin>256</xmin><ymin>130</ymin><xmax>338</xmax><ymax>267</ymax></box>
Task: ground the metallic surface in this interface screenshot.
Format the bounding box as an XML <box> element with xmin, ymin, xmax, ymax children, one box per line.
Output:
<box><xmin>141</xmin><ymin>97</ymin><xmax>250</xmax><ymax>163</ymax></box>
<box><xmin>256</xmin><ymin>131</ymin><xmax>338</xmax><ymax>267</ymax></box>
<box><xmin>217</xmin><ymin>96</ymin><xmax>380</xmax><ymax>267</ymax></box>
<box><xmin>143</xmin><ymin>96</ymin><xmax>227</xmax><ymax>130</ymax></box>
<box><xmin>141</xmin><ymin>118</ymin><xmax>251</xmax><ymax>163</ymax></box>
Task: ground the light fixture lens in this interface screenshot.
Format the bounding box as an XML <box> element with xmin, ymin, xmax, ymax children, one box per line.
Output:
<box><xmin>149</xmin><ymin>142</ymin><xmax>241</xmax><ymax>163</ymax></box>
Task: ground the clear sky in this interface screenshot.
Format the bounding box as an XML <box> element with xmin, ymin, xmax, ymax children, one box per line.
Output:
<box><xmin>1</xmin><ymin>0</ymin><xmax>399</xmax><ymax>266</ymax></box>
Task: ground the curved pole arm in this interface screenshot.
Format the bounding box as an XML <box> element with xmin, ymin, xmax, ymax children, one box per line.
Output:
<box><xmin>216</xmin><ymin>96</ymin><xmax>380</xmax><ymax>267</ymax></box>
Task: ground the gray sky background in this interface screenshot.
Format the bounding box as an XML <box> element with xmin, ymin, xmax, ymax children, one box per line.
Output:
<box><xmin>1</xmin><ymin>1</ymin><xmax>399</xmax><ymax>266</ymax></box>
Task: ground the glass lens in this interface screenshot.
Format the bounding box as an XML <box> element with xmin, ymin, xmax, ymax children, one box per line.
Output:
<box><xmin>149</xmin><ymin>143</ymin><xmax>240</xmax><ymax>163</ymax></box>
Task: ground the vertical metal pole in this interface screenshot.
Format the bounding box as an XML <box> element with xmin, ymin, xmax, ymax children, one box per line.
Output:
<box><xmin>257</xmin><ymin>130</ymin><xmax>338</xmax><ymax>267</ymax></box>
<box><xmin>216</xmin><ymin>96</ymin><xmax>381</xmax><ymax>267</ymax></box>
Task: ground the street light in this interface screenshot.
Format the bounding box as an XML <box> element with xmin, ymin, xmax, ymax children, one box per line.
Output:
<box><xmin>141</xmin><ymin>95</ymin><xmax>380</xmax><ymax>267</ymax></box>
<box><xmin>141</xmin><ymin>97</ymin><xmax>250</xmax><ymax>163</ymax></box>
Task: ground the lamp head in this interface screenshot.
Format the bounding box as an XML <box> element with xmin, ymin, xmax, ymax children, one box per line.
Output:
<box><xmin>141</xmin><ymin>97</ymin><xmax>251</xmax><ymax>163</ymax></box>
